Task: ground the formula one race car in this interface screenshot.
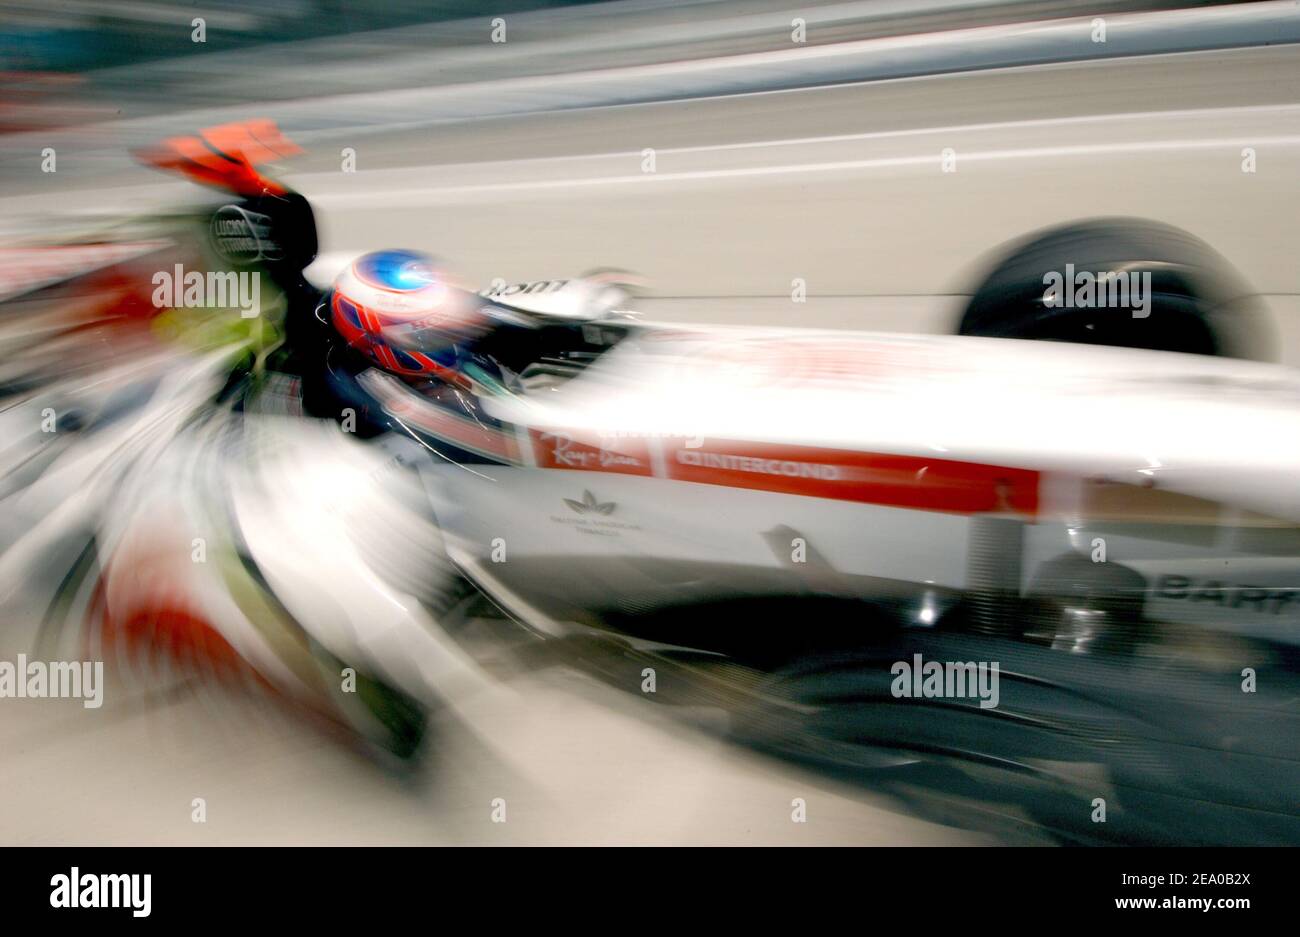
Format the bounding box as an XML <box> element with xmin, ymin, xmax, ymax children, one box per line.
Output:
<box><xmin>3</xmin><ymin>121</ymin><xmax>1296</xmax><ymax>841</ymax></box>
<box><xmin>298</xmin><ymin>235</ymin><xmax>1300</xmax><ymax>663</ymax></box>
<box><xmin>250</xmin><ymin>125</ymin><xmax>1293</xmax><ymax>842</ymax></box>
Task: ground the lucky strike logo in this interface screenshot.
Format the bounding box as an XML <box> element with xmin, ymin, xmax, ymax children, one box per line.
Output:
<box><xmin>210</xmin><ymin>204</ymin><xmax>281</xmax><ymax>265</ymax></box>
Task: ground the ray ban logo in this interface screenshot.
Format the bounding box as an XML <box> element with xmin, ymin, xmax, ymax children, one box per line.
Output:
<box><xmin>545</xmin><ymin>433</ymin><xmax>652</xmax><ymax>470</ymax></box>
<box><xmin>1042</xmin><ymin>265</ymin><xmax>1152</xmax><ymax>318</ymax></box>
<box><xmin>152</xmin><ymin>263</ymin><xmax>261</xmax><ymax>318</ymax></box>
<box><xmin>890</xmin><ymin>653</ymin><xmax>999</xmax><ymax>709</ymax></box>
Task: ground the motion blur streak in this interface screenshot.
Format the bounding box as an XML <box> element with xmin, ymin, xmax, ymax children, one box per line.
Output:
<box><xmin>0</xmin><ymin>0</ymin><xmax>1297</xmax><ymax>846</ymax></box>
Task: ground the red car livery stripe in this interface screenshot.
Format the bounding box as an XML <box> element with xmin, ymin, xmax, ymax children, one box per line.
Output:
<box><xmin>529</xmin><ymin>430</ymin><xmax>654</xmax><ymax>476</ymax></box>
<box><xmin>530</xmin><ymin>432</ymin><xmax>1038</xmax><ymax>516</ymax></box>
<box><xmin>386</xmin><ymin>394</ymin><xmax>520</xmax><ymax>462</ymax></box>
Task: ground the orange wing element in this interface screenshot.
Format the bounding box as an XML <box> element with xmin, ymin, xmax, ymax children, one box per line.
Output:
<box><xmin>134</xmin><ymin>119</ymin><xmax>302</xmax><ymax>197</ymax></box>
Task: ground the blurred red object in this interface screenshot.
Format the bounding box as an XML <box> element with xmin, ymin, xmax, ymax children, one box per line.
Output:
<box><xmin>134</xmin><ymin>119</ymin><xmax>302</xmax><ymax>197</ymax></box>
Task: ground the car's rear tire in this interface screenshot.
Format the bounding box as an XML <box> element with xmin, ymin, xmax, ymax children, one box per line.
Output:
<box><xmin>958</xmin><ymin>219</ymin><xmax>1271</xmax><ymax>360</ymax></box>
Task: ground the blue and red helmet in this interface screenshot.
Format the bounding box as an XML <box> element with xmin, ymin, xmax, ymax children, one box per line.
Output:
<box><xmin>330</xmin><ymin>249</ymin><xmax>488</xmax><ymax>377</ymax></box>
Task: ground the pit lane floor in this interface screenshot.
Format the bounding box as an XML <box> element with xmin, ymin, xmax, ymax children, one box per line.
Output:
<box><xmin>0</xmin><ymin>639</ymin><xmax>1013</xmax><ymax>845</ymax></box>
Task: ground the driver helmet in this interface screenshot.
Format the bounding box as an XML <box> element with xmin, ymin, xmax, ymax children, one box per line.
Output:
<box><xmin>330</xmin><ymin>249</ymin><xmax>489</xmax><ymax>377</ymax></box>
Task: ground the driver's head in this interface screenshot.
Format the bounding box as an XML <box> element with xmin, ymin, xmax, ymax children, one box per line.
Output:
<box><xmin>330</xmin><ymin>249</ymin><xmax>489</xmax><ymax>376</ymax></box>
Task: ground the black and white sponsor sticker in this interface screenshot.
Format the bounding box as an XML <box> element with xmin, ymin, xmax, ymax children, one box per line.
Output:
<box><xmin>209</xmin><ymin>204</ymin><xmax>282</xmax><ymax>266</ymax></box>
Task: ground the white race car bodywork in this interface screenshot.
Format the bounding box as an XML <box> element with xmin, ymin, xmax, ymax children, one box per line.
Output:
<box><xmin>380</xmin><ymin>312</ymin><xmax>1300</xmax><ymax>648</ymax></box>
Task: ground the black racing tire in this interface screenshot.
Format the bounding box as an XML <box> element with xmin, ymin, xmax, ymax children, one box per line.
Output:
<box><xmin>958</xmin><ymin>219</ymin><xmax>1272</xmax><ymax>360</ymax></box>
<box><xmin>1023</xmin><ymin>551</ymin><xmax>1151</xmax><ymax>654</ymax></box>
